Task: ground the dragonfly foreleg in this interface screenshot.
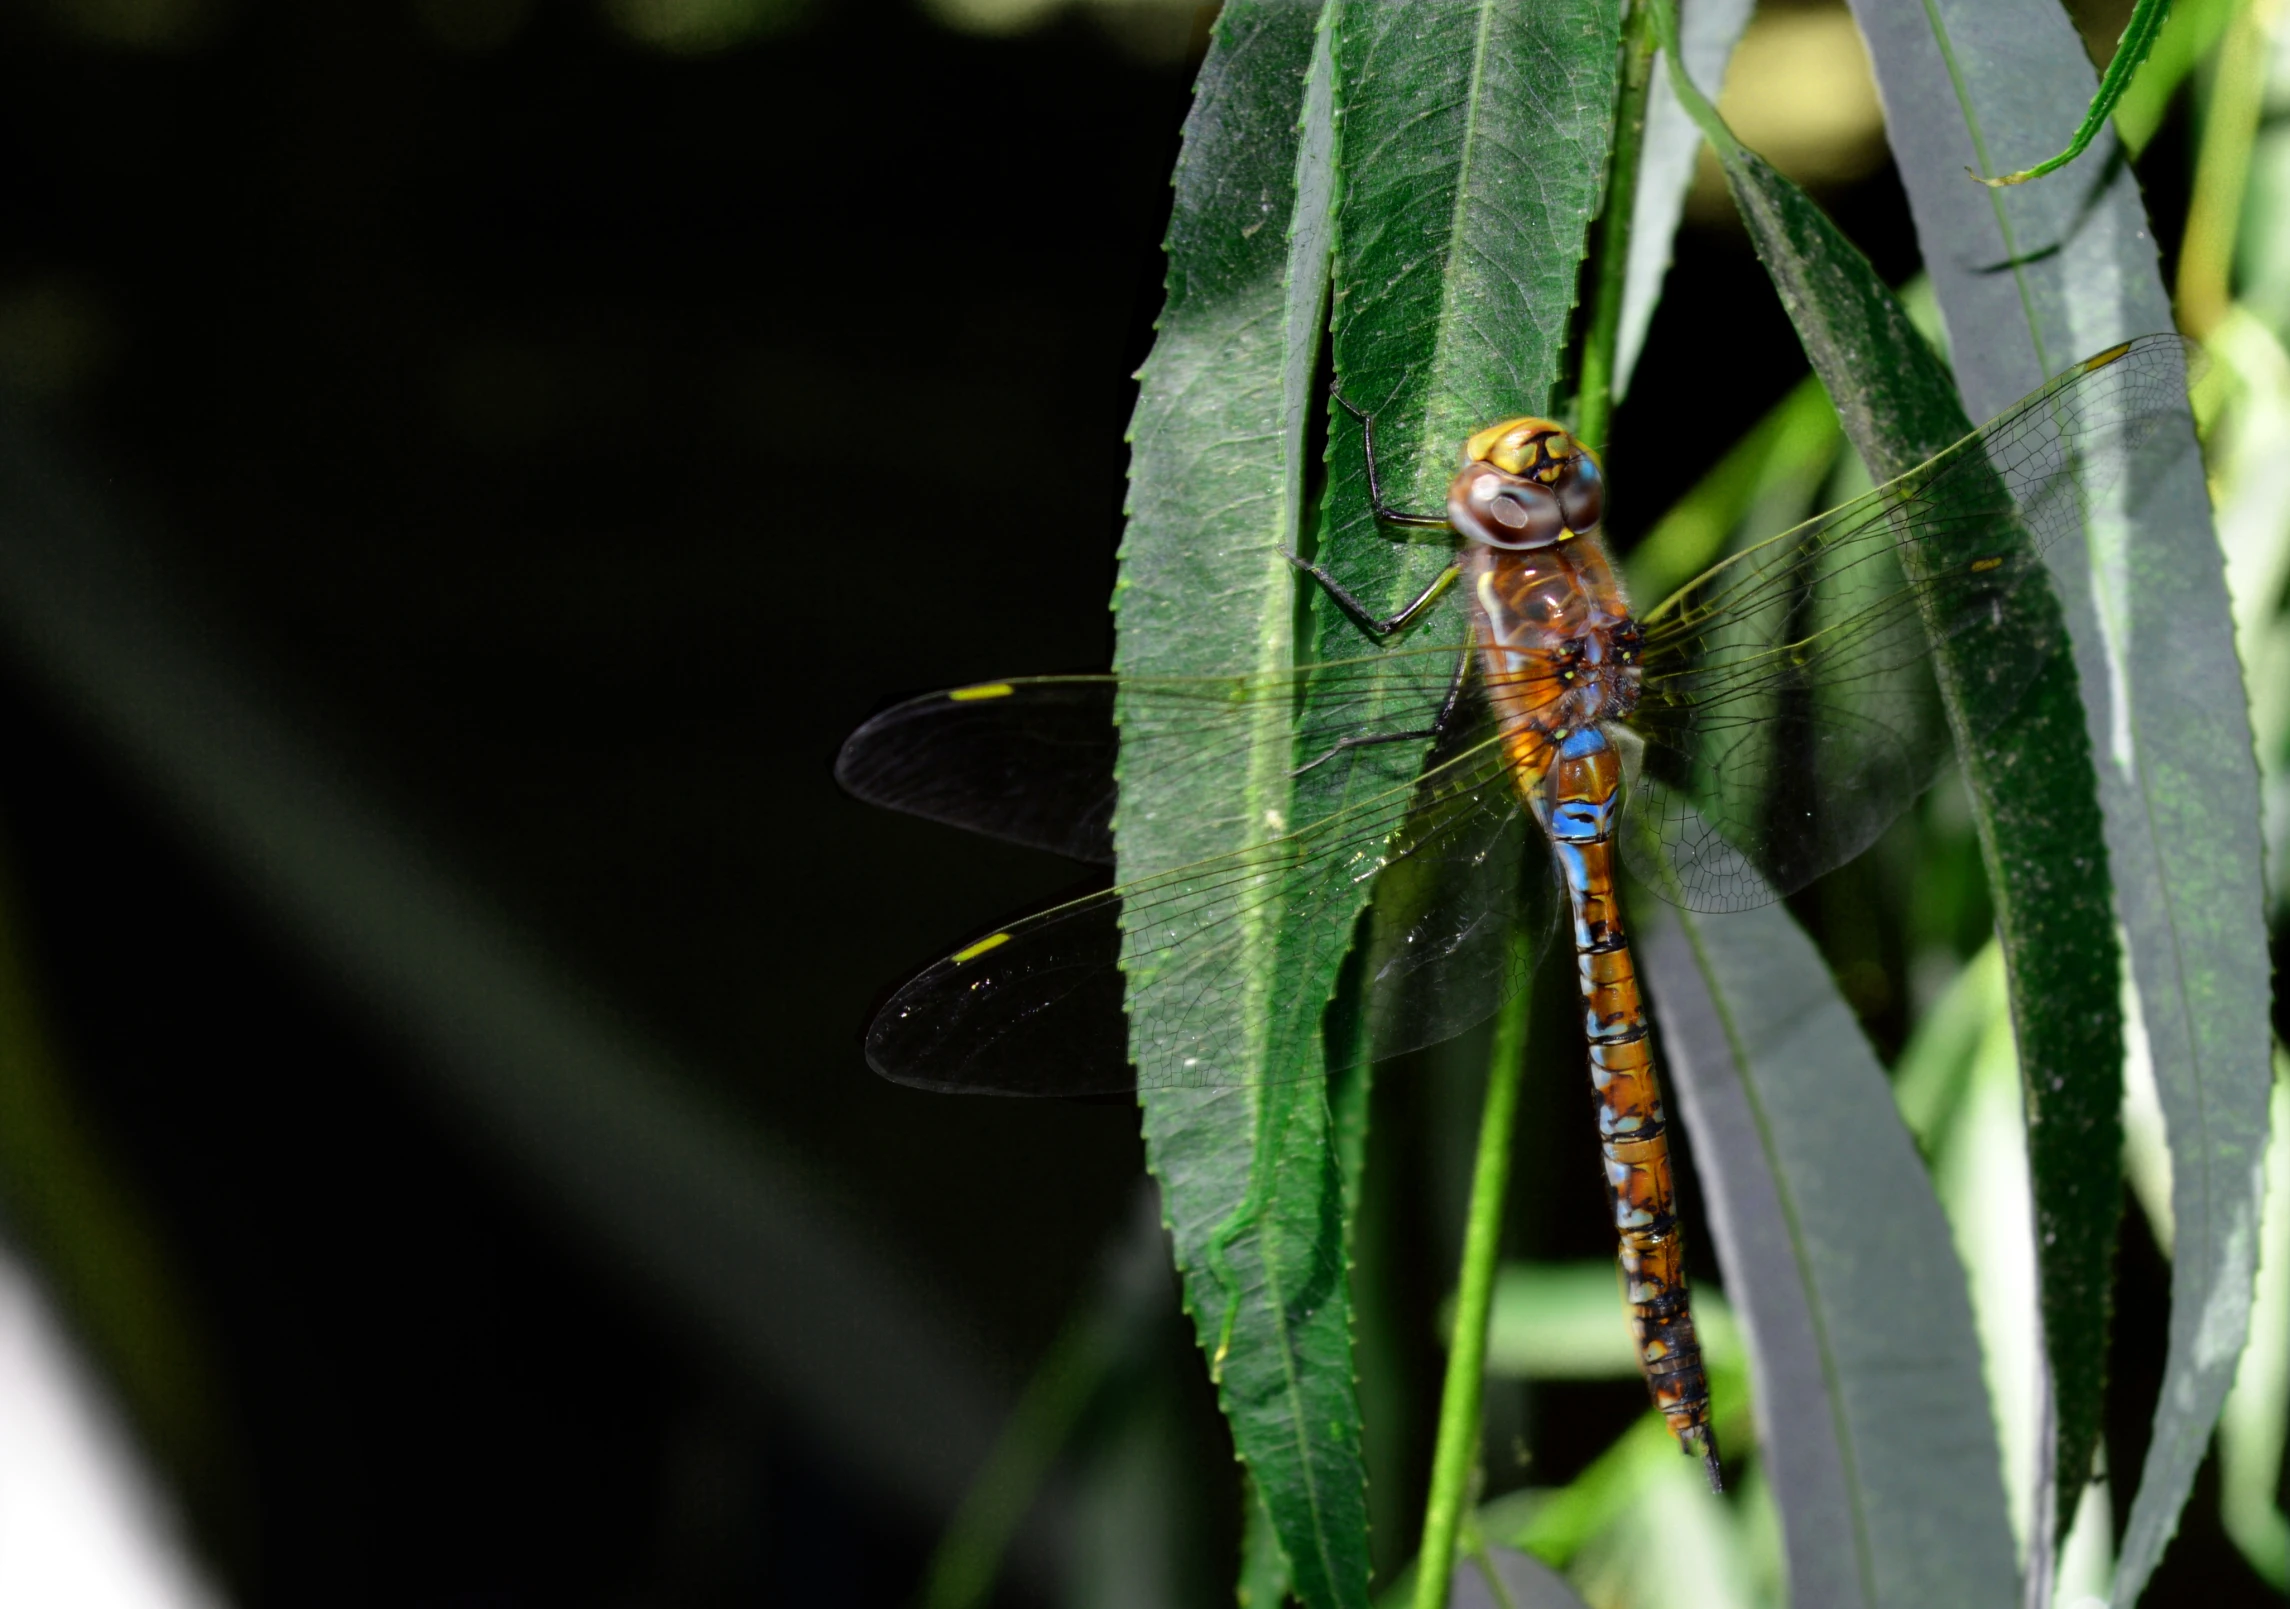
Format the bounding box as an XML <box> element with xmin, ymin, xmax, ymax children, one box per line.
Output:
<box><xmin>1289</xmin><ymin>647</ymin><xmax>1472</xmax><ymax>777</ymax></box>
<box><xmin>1331</xmin><ymin>386</ymin><xmax>1453</xmax><ymax>530</ymax></box>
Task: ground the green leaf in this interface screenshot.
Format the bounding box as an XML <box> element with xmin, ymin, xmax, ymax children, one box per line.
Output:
<box><xmin>1636</xmin><ymin>893</ymin><xmax>2020</xmax><ymax>1609</ymax></box>
<box><xmin>1321</xmin><ymin>0</ymin><xmax>1622</xmax><ymax>583</ymax></box>
<box><xmin>1482</xmin><ymin>1260</ymin><xmax>1743</xmax><ymax>1381</ymax></box>
<box><xmin>1654</xmin><ymin>2</ymin><xmax>2134</xmax><ymax>1565</ymax></box>
<box><xmin>1968</xmin><ymin>0</ymin><xmax>2174</xmax><ymax>187</ymax></box>
<box><xmin>2111</xmin><ymin>0</ymin><xmax>2239</xmax><ymax>157</ymax></box>
<box><xmin>1841</xmin><ymin>1</ymin><xmax>2274</xmax><ymax>1596</ymax></box>
<box><xmin>1317</xmin><ymin>5</ymin><xmax>1619</xmax><ymax>1601</ymax></box>
<box><xmin>1116</xmin><ymin>6</ymin><xmax>1359</xmax><ymax>1606</ymax></box>
<box><xmin>1118</xmin><ymin>5</ymin><xmax>1625</xmax><ymax>1600</ymax></box>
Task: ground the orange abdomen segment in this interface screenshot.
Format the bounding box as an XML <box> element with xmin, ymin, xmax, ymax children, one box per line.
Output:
<box><xmin>1518</xmin><ymin>728</ymin><xmax>1721</xmax><ymax>1488</ymax></box>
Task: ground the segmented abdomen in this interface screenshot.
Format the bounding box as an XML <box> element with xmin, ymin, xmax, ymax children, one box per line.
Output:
<box><xmin>1470</xmin><ymin>540</ymin><xmax>1720</xmax><ymax>1489</ymax></box>
<box><xmin>1567</xmin><ymin>830</ymin><xmax>1718</xmax><ymax>1482</ymax></box>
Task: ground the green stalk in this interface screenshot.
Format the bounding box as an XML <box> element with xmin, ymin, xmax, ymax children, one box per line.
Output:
<box><xmin>1573</xmin><ymin>0</ymin><xmax>1662</xmax><ymax>454</ymax></box>
<box><xmin>918</xmin><ymin>1311</ymin><xmax>1107</xmax><ymax>1609</ymax></box>
<box><xmin>2176</xmin><ymin>0</ymin><xmax>2285</xmax><ymax>336</ymax></box>
<box><xmin>1408</xmin><ymin>975</ymin><xmax>1530</xmax><ymax>1609</ymax></box>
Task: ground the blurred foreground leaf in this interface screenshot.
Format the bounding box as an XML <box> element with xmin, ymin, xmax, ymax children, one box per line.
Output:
<box><xmin>1450</xmin><ymin>1546</ymin><xmax>1589</xmax><ymax>1609</ymax></box>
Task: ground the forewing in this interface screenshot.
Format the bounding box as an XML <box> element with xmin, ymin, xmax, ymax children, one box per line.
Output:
<box><xmin>835</xmin><ymin>648</ymin><xmax>1468</xmax><ymax>864</ymax></box>
<box><xmin>836</xmin><ymin>680</ymin><xmax>1123</xmax><ymax>862</ymax></box>
<box><xmin>1622</xmin><ymin>333</ymin><xmax>2193</xmax><ymax>909</ymax></box>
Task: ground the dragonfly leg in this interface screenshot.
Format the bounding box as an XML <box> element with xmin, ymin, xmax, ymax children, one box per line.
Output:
<box><xmin>1280</xmin><ymin>547</ymin><xmax>1462</xmax><ymax>640</ymax></box>
<box><xmin>1331</xmin><ymin>387</ymin><xmax>1452</xmax><ymax>529</ymax></box>
<box><xmin>1290</xmin><ymin>647</ymin><xmax>1472</xmax><ymax>777</ymax></box>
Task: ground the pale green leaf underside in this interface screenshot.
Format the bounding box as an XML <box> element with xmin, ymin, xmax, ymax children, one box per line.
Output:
<box><xmin>1640</xmin><ymin>894</ymin><xmax>2019</xmax><ymax>1609</ymax></box>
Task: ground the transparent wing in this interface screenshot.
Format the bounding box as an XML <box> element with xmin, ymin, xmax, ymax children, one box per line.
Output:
<box><xmin>1355</xmin><ymin>706</ymin><xmax>1562</xmax><ymax>1066</ymax></box>
<box><xmin>1621</xmin><ymin>332</ymin><xmax>2195</xmax><ymax>910</ymax></box>
<box><xmin>852</xmin><ymin>664</ymin><xmax>1558</xmax><ymax>1095</ymax></box>
<box><xmin>836</xmin><ymin>645</ymin><xmax>1470</xmax><ymax>863</ymax></box>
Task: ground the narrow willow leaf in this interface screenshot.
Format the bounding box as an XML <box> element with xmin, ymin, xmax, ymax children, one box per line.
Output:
<box><xmin>1906</xmin><ymin>944</ymin><xmax>2054</xmax><ymax>1562</ymax></box>
<box><xmin>1615</xmin><ymin>0</ymin><xmax>1754</xmax><ymax>397</ymax></box>
<box><xmin>1638</xmin><ymin>894</ymin><xmax>2019</xmax><ymax>1609</ymax></box>
<box><xmin>1306</xmin><ymin>7</ymin><xmax>1620</xmax><ymax>1600</ymax></box>
<box><xmin>1314</xmin><ymin>9</ymin><xmax>1617</xmax><ymax>1599</ymax></box>
<box><xmin>2112</xmin><ymin>0</ymin><xmax>2239</xmax><ymax>157</ymax></box>
<box><xmin>1843</xmin><ymin>2</ymin><xmax>2273</xmax><ymax>1596</ymax></box>
<box><xmin>1654</xmin><ymin>6</ymin><xmax>2133</xmax><ymax>1568</ymax></box>
<box><xmin>1563</xmin><ymin>1433</ymin><xmax>1766</xmax><ymax>1609</ymax></box>
<box><xmin>1970</xmin><ymin>0</ymin><xmax>2174</xmax><ymax>187</ymax></box>
<box><xmin>1483</xmin><ymin>1261</ymin><xmax>1742</xmax><ymax>1381</ymax></box>
<box><xmin>1319</xmin><ymin>0</ymin><xmax>1623</xmax><ymax>613</ymax></box>
<box><xmin>1116</xmin><ymin>6</ymin><xmax>1358</xmax><ymax>1606</ymax></box>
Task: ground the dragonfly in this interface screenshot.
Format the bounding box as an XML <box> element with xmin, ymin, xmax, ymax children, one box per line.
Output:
<box><xmin>836</xmin><ymin>334</ymin><xmax>2190</xmax><ymax>1493</ymax></box>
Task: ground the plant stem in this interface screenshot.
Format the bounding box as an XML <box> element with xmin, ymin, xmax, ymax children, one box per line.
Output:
<box><xmin>2176</xmin><ymin>0</ymin><xmax>2286</xmax><ymax>337</ymax></box>
<box><xmin>1573</xmin><ymin>0</ymin><xmax>1662</xmax><ymax>453</ymax></box>
<box><xmin>918</xmin><ymin>1310</ymin><xmax>1107</xmax><ymax>1609</ymax></box>
<box><xmin>1408</xmin><ymin>978</ymin><xmax>1530</xmax><ymax>1609</ymax></box>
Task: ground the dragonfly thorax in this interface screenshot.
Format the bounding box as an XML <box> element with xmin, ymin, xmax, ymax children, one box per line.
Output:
<box><xmin>1468</xmin><ymin>523</ymin><xmax>1642</xmax><ymax>793</ymax></box>
<box><xmin>1448</xmin><ymin>417</ymin><xmax>1603</xmax><ymax>550</ymax></box>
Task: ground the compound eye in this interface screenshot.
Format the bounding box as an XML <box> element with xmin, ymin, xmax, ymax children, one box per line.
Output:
<box><xmin>1556</xmin><ymin>454</ymin><xmax>1603</xmax><ymax>532</ymax></box>
<box><xmin>1451</xmin><ymin>468</ymin><xmax>1564</xmax><ymax>548</ymax></box>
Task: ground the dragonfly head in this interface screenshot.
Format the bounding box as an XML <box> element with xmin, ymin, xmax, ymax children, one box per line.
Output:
<box><xmin>1449</xmin><ymin>418</ymin><xmax>1604</xmax><ymax>551</ymax></box>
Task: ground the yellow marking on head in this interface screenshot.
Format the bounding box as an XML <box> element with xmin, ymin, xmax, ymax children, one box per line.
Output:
<box><xmin>2082</xmin><ymin>340</ymin><xmax>2135</xmax><ymax>371</ymax></box>
<box><xmin>1464</xmin><ymin>416</ymin><xmax>1571</xmax><ymax>475</ymax></box>
<box><xmin>1969</xmin><ymin>555</ymin><xmax>2004</xmax><ymax>573</ymax></box>
<box><xmin>951</xmin><ymin>932</ymin><xmax>1012</xmax><ymax>964</ymax></box>
<box><xmin>950</xmin><ymin>683</ymin><xmax>1015</xmax><ymax>702</ymax></box>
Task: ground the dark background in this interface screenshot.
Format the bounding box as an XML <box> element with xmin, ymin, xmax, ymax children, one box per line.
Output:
<box><xmin>0</xmin><ymin>0</ymin><xmax>2263</xmax><ymax>1603</ymax></box>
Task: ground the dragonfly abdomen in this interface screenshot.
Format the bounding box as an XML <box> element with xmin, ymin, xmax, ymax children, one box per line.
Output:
<box><xmin>1534</xmin><ymin>724</ymin><xmax>1723</xmax><ymax>1492</ymax></box>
